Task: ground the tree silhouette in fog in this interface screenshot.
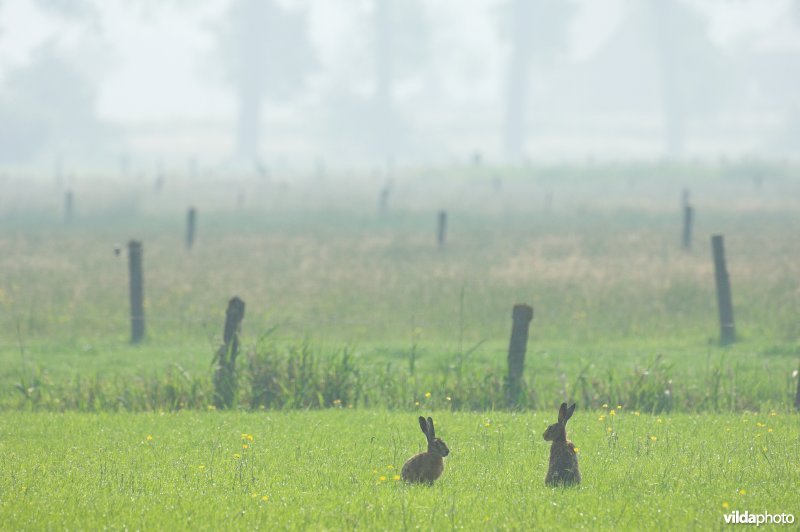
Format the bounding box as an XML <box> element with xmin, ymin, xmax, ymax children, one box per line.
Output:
<box><xmin>217</xmin><ymin>0</ymin><xmax>316</xmax><ymax>164</ymax></box>
<box><xmin>0</xmin><ymin>44</ymin><xmax>109</xmax><ymax>163</ymax></box>
<box><xmin>502</xmin><ymin>0</ymin><xmax>575</xmax><ymax>159</ymax></box>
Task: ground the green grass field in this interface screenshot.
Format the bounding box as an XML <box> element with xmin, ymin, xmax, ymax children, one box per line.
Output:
<box><xmin>1</xmin><ymin>163</ymin><xmax>800</xmax><ymax>528</ymax></box>
<box><xmin>1</xmin><ymin>410</ymin><xmax>798</xmax><ymax>529</ymax></box>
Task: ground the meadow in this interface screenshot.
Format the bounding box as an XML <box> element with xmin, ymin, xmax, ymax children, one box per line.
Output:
<box><xmin>1</xmin><ymin>162</ymin><xmax>799</xmax><ymax>528</ymax></box>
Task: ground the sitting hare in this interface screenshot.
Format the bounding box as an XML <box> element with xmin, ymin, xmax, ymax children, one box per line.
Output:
<box><xmin>401</xmin><ymin>416</ymin><xmax>450</xmax><ymax>484</ymax></box>
<box><xmin>543</xmin><ymin>402</ymin><xmax>581</xmax><ymax>486</ymax></box>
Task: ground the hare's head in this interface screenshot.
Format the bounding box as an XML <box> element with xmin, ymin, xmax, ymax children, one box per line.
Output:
<box><xmin>543</xmin><ymin>402</ymin><xmax>576</xmax><ymax>442</ymax></box>
<box><xmin>419</xmin><ymin>416</ymin><xmax>449</xmax><ymax>457</ymax></box>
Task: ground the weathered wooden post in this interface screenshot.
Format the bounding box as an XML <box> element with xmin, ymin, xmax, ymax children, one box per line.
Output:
<box><xmin>379</xmin><ymin>183</ymin><xmax>391</xmax><ymax>214</ymax></box>
<box><xmin>795</xmin><ymin>365</ymin><xmax>800</xmax><ymax>411</ymax></box>
<box><xmin>506</xmin><ymin>304</ymin><xmax>534</xmax><ymax>406</ymax></box>
<box><xmin>437</xmin><ymin>211</ymin><xmax>447</xmax><ymax>250</ymax></box>
<box><xmin>213</xmin><ymin>296</ymin><xmax>246</xmax><ymax>409</ymax></box>
<box><xmin>128</xmin><ymin>240</ymin><xmax>145</xmax><ymax>344</ymax></box>
<box><xmin>186</xmin><ymin>207</ymin><xmax>197</xmax><ymax>250</ymax></box>
<box><xmin>711</xmin><ymin>235</ymin><xmax>735</xmax><ymax>346</ymax></box>
<box><xmin>64</xmin><ymin>190</ymin><xmax>73</xmax><ymax>223</ymax></box>
<box><xmin>682</xmin><ymin>204</ymin><xmax>693</xmax><ymax>250</ymax></box>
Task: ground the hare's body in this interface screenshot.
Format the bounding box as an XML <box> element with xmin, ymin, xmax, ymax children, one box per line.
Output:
<box><xmin>401</xmin><ymin>452</ymin><xmax>444</xmax><ymax>484</ymax></box>
<box><xmin>401</xmin><ymin>417</ymin><xmax>449</xmax><ymax>484</ymax></box>
<box><xmin>544</xmin><ymin>402</ymin><xmax>581</xmax><ymax>487</ymax></box>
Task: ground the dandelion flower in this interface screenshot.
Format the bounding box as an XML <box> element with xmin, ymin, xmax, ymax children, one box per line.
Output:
<box><xmin>656</xmin><ymin>418</ymin><xmax>663</xmax><ymax>423</ymax></box>
<box><xmin>198</xmin><ymin>465</ymin><xmax>205</xmax><ymax>470</ymax></box>
<box><xmin>261</xmin><ymin>495</ymin><xmax>269</xmax><ymax>502</ymax></box>
<box><xmin>247</xmin><ymin>434</ymin><xmax>254</xmax><ymax>441</ymax></box>
<box><xmin>146</xmin><ymin>435</ymin><xmax>153</xmax><ymax>441</ymax></box>
<box><xmin>606</xmin><ymin>427</ymin><xmax>613</xmax><ymax>433</ymax></box>
<box><xmin>242</xmin><ymin>444</ymin><xmax>249</xmax><ymax>449</ymax></box>
<box><xmin>251</xmin><ymin>492</ymin><xmax>258</xmax><ymax>498</ymax></box>
<box><xmin>650</xmin><ymin>436</ymin><xmax>657</xmax><ymax>442</ymax></box>
<box><xmin>415</xmin><ymin>401</ymin><xmax>419</xmax><ymax>406</ymax></box>
<box><xmin>598</xmin><ymin>415</ymin><xmax>605</xmax><ymax>421</ymax></box>
<box><xmin>722</xmin><ymin>502</ymin><xmax>729</xmax><ymax>509</ymax></box>
<box><xmin>739</xmin><ymin>489</ymin><xmax>746</xmax><ymax>495</ymax></box>
<box><xmin>424</xmin><ymin>392</ymin><xmax>431</xmax><ymax>398</ymax></box>
<box><xmin>234</xmin><ymin>453</ymin><xmax>241</xmax><ymax>460</ymax></box>
<box><xmin>393</xmin><ymin>475</ymin><xmax>401</xmax><ymax>481</ymax></box>
<box><xmin>767</xmin><ymin>428</ymin><xmax>773</xmax><ymax>433</ymax></box>
<box><xmin>616</xmin><ymin>405</ymin><xmax>622</xmax><ymax>409</ymax></box>
<box><xmin>379</xmin><ymin>476</ymin><xmax>386</xmax><ymax>482</ymax></box>
<box><xmin>609</xmin><ymin>410</ymin><xmax>616</xmax><ymax>416</ymax></box>
<box><xmin>573</xmin><ymin>447</ymin><xmax>580</xmax><ymax>453</ymax></box>
<box><xmin>387</xmin><ymin>465</ymin><xmax>394</xmax><ymax>470</ymax></box>
<box><xmin>634</xmin><ymin>411</ymin><xmax>641</xmax><ymax>416</ymax></box>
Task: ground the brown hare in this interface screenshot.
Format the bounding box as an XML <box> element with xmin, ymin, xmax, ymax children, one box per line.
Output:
<box><xmin>543</xmin><ymin>402</ymin><xmax>581</xmax><ymax>487</ymax></box>
<box><xmin>401</xmin><ymin>416</ymin><xmax>450</xmax><ymax>484</ymax></box>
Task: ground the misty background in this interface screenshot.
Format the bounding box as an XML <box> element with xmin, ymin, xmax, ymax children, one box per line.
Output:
<box><xmin>0</xmin><ymin>0</ymin><xmax>798</xmax><ymax>173</ymax></box>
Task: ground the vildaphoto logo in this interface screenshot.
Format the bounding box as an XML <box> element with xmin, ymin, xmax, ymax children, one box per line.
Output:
<box><xmin>723</xmin><ymin>511</ymin><xmax>795</xmax><ymax>526</ymax></box>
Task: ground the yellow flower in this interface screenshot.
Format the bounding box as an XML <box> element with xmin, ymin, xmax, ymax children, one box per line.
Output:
<box><xmin>755</xmin><ymin>422</ymin><xmax>764</xmax><ymax>428</ymax></box>
<box><xmin>609</xmin><ymin>410</ymin><xmax>616</xmax><ymax>416</ymax></box>
<box><xmin>616</xmin><ymin>405</ymin><xmax>622</xmax><ymax>409</ymax></box>
<box><xmin>598</xmin><ymin>415</ymin><xmax>605</xmax><ymax>421</ymax></box>
<box><xmin>446</xmin><ymin>396</ymin><xmax>452</xmax><ymax>401</ymax></box>
<box><xmin>606</xmin><ymin>427</ymin><xmax>613</xmax><ymax>433</ymax></box>
<box><xmin>769</xmin><ymin>411</ymin><xmax>777</xmax><ymax>417</ymax></box>
<box><xmin>722</xmin><ymin>502</ymin><xmax>729</xmax><ymax>509</ymax></box>
<box><xmin>739</xmin><ymin>489</ymin><xmax>746</xmax><ymax>495</ymax></box>
<box><xmin>242</xmin><ymin>444</ymin><xmax>249</xmax><ymax>449</ymax></box>
<box><xmin>234</xmin><ymin>453</ymin><xmax>241</xmax><ymax>460</ymax></box>
<box><xmin>241</xmin><ymin>433</ymin><xmax>248</xmax><ymax>439</ymax></box>
<box><xmin>393</xmin><ymin>475</ymin><xmax>401</xmax><ymax>481</ymax></box>
<box><xmin>198</xmin><ymin>465</ymin><xmax>205</xmax><ymax>470</ymax></box>
<box><xmin>415</xmin><ymin>401</ymin><xmax>419</xmax><ymax>406</ymax></box>
<box><xmin>650</xmin><ymin>436</ymin><xmax>657</xmax><ymax>442</ymax></box>
<box><xmin>656</xmin><ymin>418</ymin><xmax>663</xmax><ymax>423</ymax></box>
<box><xmin>767</xmin><ymin>428</ymin><xmax>773</xmax><ymax>433</ymax></box>
<box><xmin>379</xmin><ymin>476</ymin><xmax>387</xmax><ymax>481</ymax></box>
<box><xmin>634</xmin><ymin>411</ymin><xmax>640</xmax><ymax>416</ymax></box>
<box><xmin>424</xmin><ymin>392</ymin><xmax>431</xmax><ymax>398</ymax></box>
<box><xmin>602</xmin><ymin>403</ymin><xmax>608</xmax><ymax>408</ymax></box>
<box><xmin>251</xmin><ymin>492</ymin><xmax>258</xmax><ymax>498</ymax></box>
<box><xmin>146</xmin><ymin>435</ymin><xmax>153</xmax><ymax>441</ymax></box>
<box><xmin>573</xmin><ymin>447</ymin><xmax>580</xmax><ymax>453</ymax></box>
<box><xmin>387</xmin><ymin>465</ymin><xmax>394</xmax><ymax>470</ymax></box>
<box><xmin>207</xmin><ymin>405</ymin><xmax>216</xmax><ymax>411</ymax></box>
<box><xmin>247</xmin><ymin>434</ymin><xmax>254</xmax><ymax>441</ymax></box>
<box><xmin>261</xmin><ymin>495</ymin><xmax>269</xmax><ymax>502</ymax></box>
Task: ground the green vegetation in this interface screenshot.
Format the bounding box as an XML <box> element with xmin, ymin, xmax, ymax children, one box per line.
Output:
<box><xmin>1</xmin><ymin>410</ymin><xmax>797</xmax><ymax>529</ymax></box>
<box><xmin>2</xmin><ymin>164</ymin><xmax>800</xmax><ymax>412</ymax></box>
<box><xmin>2</xmin><ymin>162</ymin><xmax>799</xmax><ymax>528</ymax></box>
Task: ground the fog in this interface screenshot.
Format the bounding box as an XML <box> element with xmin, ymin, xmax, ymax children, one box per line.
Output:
<box><xmin>0</xmin><ymin>0</ymin><xmax>798</xmax><ymax>171</ymax></box>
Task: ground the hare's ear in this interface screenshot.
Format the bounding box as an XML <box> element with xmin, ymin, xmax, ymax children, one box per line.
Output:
<box><xmin>418</xmin><ymin>416</ymin><xmax>429</xmax><ymax>439</ymax></box>
<box><xmin>427</xmin><ymin>417</ymin><xmax>436</xmax><ymax>439</ymax></box>
<box><xmin>564</xmin><ymin>403</ymin><xmax>577</xmax><ymax>423</ymax></box>
<box><xmin>558</xmin><ymin>402</ymin><xmax>568</xmax><ymax>423</ymax></box>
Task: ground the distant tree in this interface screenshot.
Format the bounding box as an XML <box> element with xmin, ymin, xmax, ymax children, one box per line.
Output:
<box><xmin>646</xmin><ymin>0</ymin><xmax>727</xmax><ymax>157</ymax></box>
<box><xmin>217</xmin><ymin>0</ymin><xmax>316</xmax><ymax>163</ymax></box>
<box><xmin>503</xmin><ymin>0</ymin><xmax>575</xmax><ymax>159</ymax></box>
<box><xmin>323</xmin><ymin>0</ymin><xmax>429</xmax><ymax>162</ymax></box>
<box><xmin>0</xmin><ymin>44</ymin><xmax>109</xmax><ymax>163</ymax></box>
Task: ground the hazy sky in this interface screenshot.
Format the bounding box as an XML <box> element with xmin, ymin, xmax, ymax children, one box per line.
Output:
<box><xmin>0</xmin><ymin>0</ymin><xmax>794</xmax><ymax>124</ymax></box>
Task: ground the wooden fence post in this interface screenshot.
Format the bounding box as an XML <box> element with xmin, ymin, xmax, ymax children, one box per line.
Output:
<box><xmin>795</xmin><ymin>364</ymin><xmax>800</xmax><ymax>411</ymax></box>
<box><xmin>506</xmin><ymin>304</ymin><xmax>534</xmax><ymax>406</ymax></box>
<box><xmin>379</xmin><ymin>183</ymin><xmax>391</xmax><ymax>214</ymax></box>
<box><xmin>64</xmin><ymin>190</ymin><xmax>73</xmax><ymax>223</ymax></box>
<box><xmin>128</xmin><ymin>240</ymin><xmax>145</xmax><ymax>344</ymax></box>
<box><xmin>711</xmin><ymin>235</ymin><xmax>735</xmax><ymax>346</ymax></box>
<box><xmin>682</xmin><ymin>204</ymin><xmax>693</xmax><ymax>250</ymax></box>
<box><xmin>213</xmin><ymin>296</ymin><xmax>246</xmax><ymax>409</ymax></box>
<box><xmin>186</xmin><ymin>207</ymin><xmax>197</xmax><ymax>250</ymax></box>
<box><xmin>437</xmin><ymin>211</ymin><xmax>447</xmax><ymax>250</ymax></box>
